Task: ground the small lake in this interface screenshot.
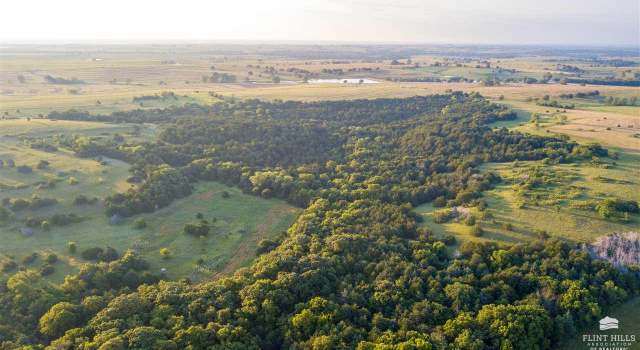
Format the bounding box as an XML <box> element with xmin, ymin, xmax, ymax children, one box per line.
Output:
<box><xmin>308</xmin><ymin>78</ymin><xmax>379</xmax><ymax>84</ymax></box>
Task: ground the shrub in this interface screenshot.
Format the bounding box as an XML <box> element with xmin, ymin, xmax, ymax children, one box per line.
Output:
<box><xmin>50</xmin><ymin>213</ymin><xmax>82</xmax><ymax>226</ymax></box>
<box><xmin>594</xmin><ymin>198</ymin><xmax>637</xmax><ymax>220</ymax></box>
<box><xmin>10</xmin><ymin>199</ymin><xmax>30</xmax><ymax>211</ymax></box>
<box><xmin>159</xmin><ymin>248</ymin><xmax>171</xmax><ymax>259</ymax></box>
<box><xmin>22</xmin><ymin>253</ymin><xmax>38</xmax><ymax>265</ymax></box>
<box><xmin>433</xmin><ymin>196</ymin><xmax>447</xmax><ymax>207</ymax></box>
<box><xmin>1</xmin><ymin>260</ymin><xmax>17</xmax><ymax>272</ymax></box>
<box><xmin>442</xmin><ymin>235</ymin><xmax>457</xmax><ymax>246</ymax></box>
<box><xmin>470</xmin><ymin>224</ymin><xmax>484</xmax><ymax>237</ymax></box>
<box><xmin>100</xmin><ymin>247</ymin><xmax>119</xmax><ymax>262</ymax></box>
<box><xmin>29</xmin><ymin>196</ymin><xmax>58</xmax><ymax>210</ymax></box>
<box><xmin>36</xmin><ymin>160</ymin><xmax>50</xmax><ymax>169</ymax></box>
<box><xmin>133</xmin><ymin>218</ymin><xmax>147</xmax><ymax>229</ymax></box>
<box><xmin>73</xmin><ymin>195</ymin><xmax>97</xmax><ymax>205</ymax></box>
<box><xmin>536</xmin><ymin>230</ymin><xmax>550</xmax><ymax>240</ymax></box>
<box><xmin>433</xmin><ymin>209</ymin><xmax>456</xmax><ymax>224</ymax></box>
<box><xmin>221</xmin><ymin>191</ymin><xmax>230</xmax><ymax>198</ymax></box>
<box><xmin>183</xmin><ymin>221</ymin><xmax>210</xmax><ymax>236</ymax></box>
<box><xmin>46</xmin><ymin>253</ymin><xmax>58</xmax><ymax>264</ymax></box>
<box><xmin>81</xmin><ymin>247</ymin><xmax>104</xmax><ymax>261</ymax></box>
<box><xmin>81</xmin><ymin>246</ymin><xmax>119</xmax><ymax>262</ymax></box>
<box><xmin>0</xmin><ymin>207</ymin><xmax>11</xmax><ymax>222</ymax></box>
<box><xmin>256</xmin><ymin>239</ymin><xmax>278</xmax><ymax>255</ymax></box>
<box><xmin>17</xmin><ymin>165</ymin><xmax>33</xmax><ymax>174</ymax></box>
<box><xmin>40</xmin><ymin>264</ymin><xmax>55</xmax><ymax>276</ymax></box>
<box><xmin>25</xmin><ymin>217</ymin><xmax>44</xmax><ymax>228</ymax></box>
<box><xmin>464</xmin><ymin>215</ymin><xmax>476</xmax><ymax>226</ymax></box>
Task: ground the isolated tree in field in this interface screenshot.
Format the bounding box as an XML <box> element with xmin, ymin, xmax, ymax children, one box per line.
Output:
<box><xmin>37</xmin><ymin>160</ymin><xmax>49</xmax><ymax>169</ymax></box>
<box><xmin>596</xmin><ymin>199</ymin><xmax>617</xmax><ymax>219</ymax></box>
<box><xmin>46</xmin><ymin>253</ymin><xmax>58</xmax><ymax>264</ymax></box>
<box><xmin>160</xmin><ymin>248</ymin><xmax>171</xmax><ymax>259</ymax></box>
<box><xmin>133</xmin><ymin>218</ymin><xmax>147</xmax><ymax>229</ymax></box>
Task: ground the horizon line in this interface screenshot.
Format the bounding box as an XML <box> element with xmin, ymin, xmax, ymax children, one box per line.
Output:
<box><xmin>1</xmin><ymin>38</ymin><xmax>639</xmax><ymax>49</ymax></box>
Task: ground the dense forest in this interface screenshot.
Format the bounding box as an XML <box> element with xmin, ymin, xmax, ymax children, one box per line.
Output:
<box><xmin>2</xmin><ymin>93</ymin><xmax>638</xmax><ymax>349</ymax></box>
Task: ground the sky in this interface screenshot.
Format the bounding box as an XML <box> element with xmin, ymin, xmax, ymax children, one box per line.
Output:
<box><xmin>1</xmin><ymin>0</ymin><xmax>638</xmax><ymax>46</ymax></box>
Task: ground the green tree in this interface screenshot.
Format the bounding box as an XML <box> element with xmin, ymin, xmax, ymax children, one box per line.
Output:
<box><xmin>39</xmin><ymin>302</ymin><xmax>81</xmax><ymax>338</ymax></box>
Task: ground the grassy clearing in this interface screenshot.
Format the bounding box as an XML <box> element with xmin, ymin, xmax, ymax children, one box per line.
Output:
<box><xmin>415</xmin><ymin>203</ymin><xmax>530</xmax><ymax>246</ymax></box>
<box><xmin>0</xmin><ymin>181</ymin><xmax>299</xmax><ymax>282</ymax></box>
<box><xmin>482</xmin><ymin>157</ymin><xmax>640</xmax><ymax>243</ymax></box>
<box><xmin>0</xmin><ymin>119</ymin><xmax>299</xmax><ymax>282</ymax></box>
<box><xmin>498</xmin><ymin>96</ymin><xmax>640</xmax><ymax>152</ymax></box>
<box><xmin>416</xmin><ymin>155</ymin><xmax>640</xmax><ymax>246</ymax></box>
<box><xmin>466</xmin><ymin>88</ymin><xmax>640</xmax><ymax>246</ymax></box>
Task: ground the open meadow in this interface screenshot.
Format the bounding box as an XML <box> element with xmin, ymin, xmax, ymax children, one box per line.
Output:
<box><xmin>417</xmin><ymin>152</ymin><xmax>640</xmax><ymax>245</ymax></box>
<box><xmin>0</xmin><ymin>119</ymin><xmax>299</xmax><ymax>282</ymax></box>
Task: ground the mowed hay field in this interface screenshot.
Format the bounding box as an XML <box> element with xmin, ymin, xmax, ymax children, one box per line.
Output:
<box><xmin>0</xmin><ymin>119</ymin><xmax>299</xmax><ymax>282</ymax></box>
<box><xmin>503</xmin><ymin>100</ymin><xmax>640</xmax><ymax>152</ymax></box>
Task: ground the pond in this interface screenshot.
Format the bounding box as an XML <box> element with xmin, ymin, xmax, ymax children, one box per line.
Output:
<box><xmin>308</xmin><ymin>78</ymin><xmax>379</xmax><ymax>84</ymax></box>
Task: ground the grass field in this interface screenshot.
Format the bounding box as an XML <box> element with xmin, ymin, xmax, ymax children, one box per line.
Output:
<box><xmin>417</xmin><ymin>152</ymin><xmax>640</xmax><ymax>246</ymax></box>
<box><xmin>2</xmin><ymin>45</ymin><xmax>638</xmax><ymax>116</ymax></box>
<box><xmin>502</xmin><ymin>100</ymin><xmax>640</xmax><ymax>152</ymax></box>
<box><xmin>0</xmin><ymin>119</ymin><xmax>299</xmax><ymax>282</ymax></box>
<box><xmin>0</xmin><ymin>181</ymin><xmax>299</xmax><ymax>282</ymax></box>
<box><xmin>0</xmin><ymin>80</ymin><xmax>501</xmax><ymax>115</ymax></box>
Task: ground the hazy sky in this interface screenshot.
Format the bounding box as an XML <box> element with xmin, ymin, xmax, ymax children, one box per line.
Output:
<box><xmin>2</xmin><ymin>0</ymin><xmax>638</xmax><ymax>45</ymax></box>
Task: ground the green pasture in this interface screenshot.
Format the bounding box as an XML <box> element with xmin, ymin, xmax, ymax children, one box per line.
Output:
<box><xmin>416</xmin><ymin>155</ymin><xmax>640</xmax><ymax>245</ymax></box>
<box><xmin>0</xmin><ymin>119</ymin><xmax>299</xmax><ymax>282</ymax></box>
